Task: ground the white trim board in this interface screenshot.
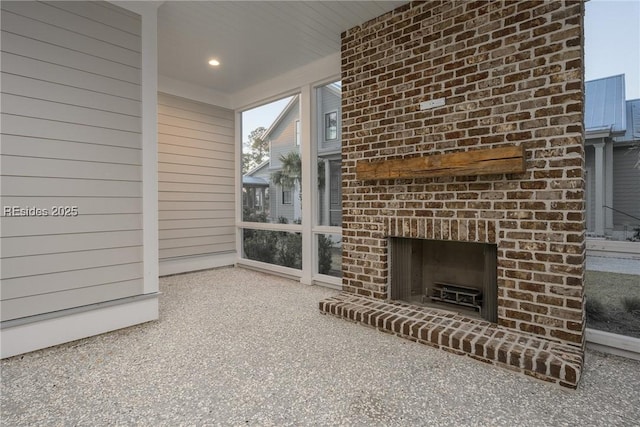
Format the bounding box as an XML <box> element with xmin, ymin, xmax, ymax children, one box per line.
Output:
<box><xmin>586</xmin><ymin>328</ymin><xmax>640</xmax><ymax>361</ymax></box>
<box><xmin>159</xmin><ymin>252</ymin><xmax>236</xmax><ymax>276</ymax></box>
<box><xmin>1</xmin><ymin>296</ymin><xmax>158</xmax><ymax>359</ymax></box>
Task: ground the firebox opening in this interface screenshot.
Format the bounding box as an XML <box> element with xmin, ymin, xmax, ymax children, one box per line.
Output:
<box><xmin>390</xmin><ymin>238</ymin><xmax>498</xmax><ymax>323</ymax></box>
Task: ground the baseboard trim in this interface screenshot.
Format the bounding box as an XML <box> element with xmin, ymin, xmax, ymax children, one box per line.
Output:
<box><xmin>586</xmin><ymin>328</ymin><xmax>640</xmax><ymax>361</ymax></box>
<box><xmin>159</xmin><ymin>252</ymin><xmax>236</xmax><ymax>276</ymax></box>
<box><xmin>1</xmin><ymin>295</ymin><xmax>159</xmax><ymax>359</ymax></box>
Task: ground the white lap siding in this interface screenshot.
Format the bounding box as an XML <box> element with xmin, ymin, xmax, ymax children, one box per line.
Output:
<box><xmin>157</xmin><ymin>93</ymin><xmax>235</xmax><ymax>262</ymax></box>
<box><xmin>613</xmin><ymin>146</ymin><xmax>640</xmax><ymax>230</ymax></box>
<box><xmin>0</xmin><ymin>1</ymin><xmax>143</xmax><ymax>321</ymax></box>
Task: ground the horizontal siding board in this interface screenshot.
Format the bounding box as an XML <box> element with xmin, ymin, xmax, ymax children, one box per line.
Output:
<box><xmin>159</xmin><ymin>218</ymin><xmax>235</xmax><ymax>230</ymax></box>
<box><xmin>158</xmin><ymin>162</ymin><xmax>234</xmax><ymax>178</ymax></box>
<box><xmin>2</xmin><ymin>94</ymin><xmax>141</xmax><ymax>133</ymax></box>
<box><xmin>157</xmin><ymin>105</ymin><xmax>233</xmax><ymax>127</ymax></box>
<box><xmin>158</xmin><ymin>192</ymin><xmax>235</xmax><ymax>202</ymax></box>
<box><xmin>158</xmin><ymin>172</ymin><xmax>234</xmax><ymax>186</ymax></box>
<box><xmin>1</xmin><ymin>197</ymin><xmax>142</xmax><ymax>215</ymax></box>
<box><xmin>159</xmin><ymin>182</ymin><xmax>233</xmax><ymax>194</ymax></box>
<box><xmin>1</xmin><ymin>279</ymin><xmax>143</xmax><ymax>321</ymax></box>
<box><xmin>1</xmin><ymin>230</ymin><xmax>143</xmax><ymax>258</ymax></box>
<box><xmin>43</xmin><ymin>1</ymin><xmax>141</xmax><ymax>36</ymax></box>
<box><xmin>158</xmin><ymin>124</ymin><xmax>234</xmax><ymax>144</ymax></box>
<box><xmin>2</xmin><ymin>52</ymin><xmax>141</xmax><ymax>100</ymax></box>
<box><xmin>1</xmin><ymin>214</ymin><xmax>142</xmax><ymax>237</ymax></box>
<box><xmin>160</xmin><ymin>227</ymin><xmax>235</xmax><ymax>240</ymax></box>
<box><xmin>157</xmin><ymin>135</ymin><xmax>234</xmax><ymax>155</ymax></box>
<box><xmin>159</xmin><ymin>209</ymin><xmax>234</xmax><ymax>221</ymax></box>
<box><xmin>158</xmin><ymin>114</ymin><xmax>234</xmax><ymax>137</ymax></box>
<box><xmin>1</xmin><ymin>11</ymin><xmax>140</xmax><ymax>67</ymax></box>
<box><xmin>159</xmin><ymin>201</ymin><xmax>234</xmax><ymax>211</ymax></box>
<box><xmin>159</xmin><ymin>235</ymin><xmax>235</xmax><ymax>250</ymax></box>
<box><xmin>1</xmin><ymin>32</ymin><xmax>141</xmax><ymax>84</ymax></box>
<box><xmin>158</xmin><ymin>153</ymin><xmax>234</xmax><ymax>170</ymax></box>
<box><xmin>160</xmin><ymin>209</ymin><xmax>234</xmax><ymax>221</ymax></box>
<box><xmin>159</xmin><ymin>244</ymin><xmax>235</xmax><ymax>260</ymax></box>
<box><xmin>2</xmin><ymin>156</ymin><xmax>141</xmax><ymax>181</ymax></box>
<box><xmin>158</xmin><ymin>93</ymin><xmax>233</xmax><ymax>120</ymax></box>
<box><xmin>1</xmin><ymin>246</ymin><xmax>143</xmax><ymax>279</ymax></box>
<box><xmin>158</xmin><ymin>143</ymin><xmax>234</xmax><ymax>160</ymax></box>
<box><xmin>2</xmin><ymin>114</ymin><xmax>141</xmax><ymax>148</ymax></box>
<box><xmin>1</xmin><ymin>135</ymin><xmax>141</xmax><ymax>165</ymax></box>
<box><xmin>0</xmin><ymin>1</ymin><xmax>141</xmax><ymax>50</ymax></box>
<box><xmin>1</xmin><ymin>263</ymin><xmax>142</xmax><ymax>300</ymax></box>
<box><xmin>1</xmin><ymin>73</ymin><xmax>141</xmax><ymax>116</ymax></box>
<box><xmin>1</xmin><ymin>176</ymin><xmax>141</xmax><ymax>197</ymax></box>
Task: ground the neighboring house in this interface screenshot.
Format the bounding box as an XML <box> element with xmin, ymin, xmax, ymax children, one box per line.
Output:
<box><xmin>261</xmin><ymin>95</ymin><xmax>302</xmax><ymax>223</ymax></box>
<box><xmin>584</xmin><ymin>74</ymin><xmax>640</xmax><ymax>239</ymax></box>
<box><xmin>242</xmin><ymin>161</ymin><xmax>270</xmax><ymax>217</ymax></box>
<box><xmin>243</xmin><ymin>83</ymin><xmax>343</xmax><ymax>226</ymax></box>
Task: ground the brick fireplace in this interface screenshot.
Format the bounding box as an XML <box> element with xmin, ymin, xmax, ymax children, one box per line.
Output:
<box><xmin>319</xmin><ymin>1</ymin><xmax>586</xmax><ymax>387</ymax></box>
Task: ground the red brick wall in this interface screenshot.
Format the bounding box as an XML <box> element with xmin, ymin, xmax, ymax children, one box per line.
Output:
<box><xmin>341</xmin><ymin>0</ymin><xmax>585</xmax><ymax>347</ymax></box>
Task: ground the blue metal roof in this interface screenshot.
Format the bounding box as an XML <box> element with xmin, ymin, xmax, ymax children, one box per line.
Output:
<box><xmin>584</xmin><ymin>74</ymin><xmax>627</xmax><ymax>136</ymax></box>
<box><xmin>614</xmin><ymin>99</ymin><xmax>640</xmax><ymax>143</ymax></box>
<box><xmin>242</xmin><ymin>176</ymin><xmax>269</xmax><ymax>187</ymax></box>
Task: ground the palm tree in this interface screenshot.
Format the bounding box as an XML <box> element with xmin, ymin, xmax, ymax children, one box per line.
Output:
<box><xmin>270</xmin><ymin>151</ymin><xmax>326</xmax><ymax>191</ymax></box>
<box><xmin>271</xmin><ymin>151</ymin><xmax>301</xmax><ymax>190</ymax></box>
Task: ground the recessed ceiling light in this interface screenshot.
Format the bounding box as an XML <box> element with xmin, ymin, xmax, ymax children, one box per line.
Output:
<box><xmin>208</xmin><ymin>59</ymin><xmax>220</xmax><ymax>67</ymax></box>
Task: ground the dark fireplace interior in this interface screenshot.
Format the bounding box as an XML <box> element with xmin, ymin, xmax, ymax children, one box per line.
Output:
<box><xmin>390</xmin><ymin>238</ymin><xmax>497</xmax><ymax>323</ymax></box>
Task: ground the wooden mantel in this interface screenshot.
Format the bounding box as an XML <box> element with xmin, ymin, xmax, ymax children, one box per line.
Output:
<box><xmin>356</xmin><ymin>145</ymin><xmax>526</xmax><ymax>180</ymax></box>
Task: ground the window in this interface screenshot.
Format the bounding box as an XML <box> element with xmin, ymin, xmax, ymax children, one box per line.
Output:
<box><xmin>282</xmin><ymin>189</ymin><xmax>292</xmax><ymax>204</ymax></box>
<box><xmin>325</xmin><ymin>111</ymin><xmax>337</xmax><ymax>141</ymax></box>
<box><xmin>314</xmin><ymin>81</ymin><xmax>342</xmax><ymax>284</ymax></box>
<box><xmin>239</xmin><ymin>83</ymin><xmax>342</xmax><ymax>284</ymax></box>
<box><xmin>241</xmin><ymin>95</ymin><xmax>300</xmax><ymax>223</ymax></box>
<box><xmin>316</xmin><ymin>84</ymin><xmax>342</xmax><ymax>228</ymax></box>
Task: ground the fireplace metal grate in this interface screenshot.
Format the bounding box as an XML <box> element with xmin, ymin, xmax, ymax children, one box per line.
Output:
<box><xmin>429</xmin><ymin>282</ymin><xmax>482</xmax><ymax>312</ymax></box>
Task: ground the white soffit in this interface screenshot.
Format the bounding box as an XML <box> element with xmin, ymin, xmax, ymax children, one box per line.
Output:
<box><xmin>158</xmin><ymin>1</ymin><xmax>406</xmax><ymax>94</ymax></box>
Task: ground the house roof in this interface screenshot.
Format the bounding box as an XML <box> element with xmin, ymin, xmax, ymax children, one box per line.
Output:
<box><xmin>584</xmin><ymin>74</ymin><xmax>627</xmax><ymax>138</ymax></box>
<box><xmin>242</xmin><ymin>176</ymin><xmax>269</xmax><ymax>187</ymax></box>
<box><xmin>261</xmin><ymin>95</ymin><xmax>299</xmax><ymax>140</ymax></box>
<box><xmin>614</xmin><ymin>99</ymin><xmax>640</xmax><ymax>144</ymax></box>
<box><xmin>244</xmin><ymin>160</ymin><xmax>270</xmax><ymax>177</ymax></box>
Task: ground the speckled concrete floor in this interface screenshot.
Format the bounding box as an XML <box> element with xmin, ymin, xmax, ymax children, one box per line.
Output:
<box><xmin>2</xmin><ymin>267</ymin><xmax>639</xmax><ymax>426</ymax></box>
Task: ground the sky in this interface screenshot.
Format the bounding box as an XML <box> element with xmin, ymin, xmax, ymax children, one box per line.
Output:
<box><xmin>241</xmin><ymin>0</ymin><xmax>640</xmax><ymax>144</ymax></box>
<box><xmin>241</xmin><ymin>96</ymin><xmax>293</xmax><ymax>145</ymax></box>
<box><xmin>584</xmin><ymin>0</ymin><xmax>640</xmax><ymax>99</ymax></box>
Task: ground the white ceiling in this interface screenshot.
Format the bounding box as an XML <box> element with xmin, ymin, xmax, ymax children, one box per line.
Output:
<box><xmin>157</xmin><ymin>1</ymin><xmax>406</xmax><ymax>95</ymax></box>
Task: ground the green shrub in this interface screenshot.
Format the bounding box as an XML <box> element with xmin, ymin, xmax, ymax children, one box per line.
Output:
<box><xmin>243</xmin><ymin>208</ymin><xmax>269</xmax><ymax>223</ymax></box>
<box><xmin>622</xmin><ymin>296</ymin><xmax>640</xmax><ymax>316</ymax></box>
<box><xmin>586</xmin><ymin>298</ymin><xmax>610</xmax><ymax>322</ymax></box>
<box><xmin>318</xmin><ymin>235</ymin><xmax>333</xmax><ymax>275</ymax></box>
<box><xmin>277</xmin><ymin>232</ymin><xmax>302</xmax><ymax>269</ymax></box>
<box><xmin>243</xmin><ymin>229</ymin><xmax>277</xmax><ymax>264</ymax></box>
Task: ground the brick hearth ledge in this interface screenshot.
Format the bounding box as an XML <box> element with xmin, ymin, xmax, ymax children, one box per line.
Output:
<box><xmin>319</xmin><ymin>293</ymin><xmax>583</xmax><ymax>388</ymax></box>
